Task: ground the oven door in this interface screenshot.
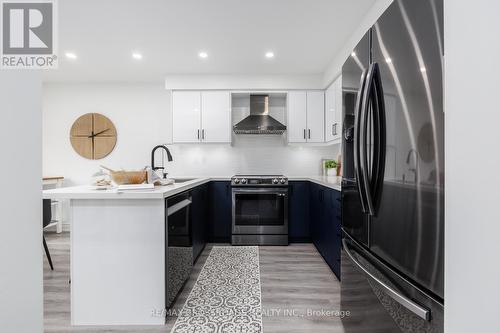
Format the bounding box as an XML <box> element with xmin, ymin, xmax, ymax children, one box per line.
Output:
<box><xmin>232</xmin><ymin>187</ymin><xmax>288</xmax><ymax>235</ymax></box>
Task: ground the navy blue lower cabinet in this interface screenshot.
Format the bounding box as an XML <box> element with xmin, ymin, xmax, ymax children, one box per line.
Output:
<box><xmin>209</xmin><ymin>181</ymin><xmax>232</xmax><ymax>243</ymax></box>
<box><xmin>325</xmin><ymin>188</ymin><xmax>341</xmax><ymax>280</ymax></box>
<box><xmin>310</xmin><ymin>183</ymin><xmax>324</xmax><ymax>252</ymax></box>
<box><xmin>310</xmin><ymin>183</ymin><xmax>342</xmax><ymax>280</ymax></box>
<box><xmin>288</xmin><ymin>181</ymin><xmax>310</xmax><ymax>242</ymax></box>
<box><xmin>191</xmin><ymin>183</ymin><xmax>209</xmax><ymax>261</ymax></box>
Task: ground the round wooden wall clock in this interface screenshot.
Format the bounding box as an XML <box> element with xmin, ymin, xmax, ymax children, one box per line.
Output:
<box><xmin>70</xmin><ymin>113</ymin><xmax>117</xmax><ymax>160</ymax></box>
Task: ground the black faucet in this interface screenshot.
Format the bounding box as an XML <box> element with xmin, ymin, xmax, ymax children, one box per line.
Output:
<box><xmin>151</xmin><ymin>145</ymin><xmax>173</xmax><ymax>179</ymax></box>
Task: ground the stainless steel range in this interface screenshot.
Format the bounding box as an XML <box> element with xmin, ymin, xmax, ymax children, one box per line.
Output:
<box><xmin>231</xmin><ymin>175</ymin><xmax>288</xmax><ymax>245</ymax></box>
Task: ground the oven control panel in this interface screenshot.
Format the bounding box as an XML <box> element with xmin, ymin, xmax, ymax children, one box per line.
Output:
<box><xmin>231</xmin><ymin>175</ymin><xmax>288</xmax><ymax>186</ymax></box>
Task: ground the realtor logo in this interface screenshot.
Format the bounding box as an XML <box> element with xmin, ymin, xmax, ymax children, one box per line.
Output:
<box><xmin>1</xmin><ymin>0</ymin><xmax>58</xmax><ymax>69</ymax></box>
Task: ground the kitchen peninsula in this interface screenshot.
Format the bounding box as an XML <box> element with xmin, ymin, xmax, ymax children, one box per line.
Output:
<box><xmin>43</xmin><ymin>178</ymin><xmax>210</xmax><ymax>325</ymax></box>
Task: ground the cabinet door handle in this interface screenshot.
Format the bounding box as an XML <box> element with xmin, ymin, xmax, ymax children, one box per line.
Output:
<box><xmin>197</xmin><ymin>129</ymin><xmax>200</xmax><ymax>140</ymax></box>
<box><xmin>303</xmin><ymin>129</ymin><xmax>306</xmax><ymax>139</ymax></box>
<box><xmin>308</xmin><ymin>129</ymin><xmax>311</xmax><ymax>139</ymax></box>
<box><xmin>202</xmin><ymin>129</ymin><xmax>205</xmax><ymax>140</ymax></box>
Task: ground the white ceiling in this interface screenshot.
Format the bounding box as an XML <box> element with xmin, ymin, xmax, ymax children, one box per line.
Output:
<box><xmin>43</xmin><ymin>0</ymin><xmax>379</xmax><ymax>83</ymax></box>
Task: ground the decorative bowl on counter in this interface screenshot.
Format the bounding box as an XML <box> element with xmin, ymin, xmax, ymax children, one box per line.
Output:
<box><xmin>110</xmin><ymin>170</ymin><xmax>147</xmax><ymax>185</ymax></box>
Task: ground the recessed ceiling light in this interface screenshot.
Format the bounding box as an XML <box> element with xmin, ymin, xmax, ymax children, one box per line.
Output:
<box><xmin>265</xmin><ymin>51</ymin><xmax>275</xmax><ymax>58</ymax></box>
<box><xmin>199</xmin><ymin>52</ymin><xmax>208</xmax><ymax>59</ymax></box>
<box><xmin>65</xmin><ymin>52</ymin><xmax>77</xmax><ymax>59</ymax></box>
<box><xmin>420</xmin><ymin>66</ymin><xmax>426</xmax><ymax>72</ymax></box>
<box><xmin>132</xmin><ymin>52</ymin><xmax>143</xmax><ymax>60</ymax></box>
<box><xmin>385</xmin><ymin>57</ymin><xmax>392</xmax><ymax>63</ymax></box>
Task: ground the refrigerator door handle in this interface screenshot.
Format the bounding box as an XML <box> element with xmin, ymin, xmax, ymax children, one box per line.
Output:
<box><xmin>370</xmin><ymin>63</ymin><xmax>387</xmax><ymax>214</ymax></box>
<box><xmin>360</xmin><ymin>63</ymin><xmax>386</xmax><ymax>216</ymax></box>
<box><xmin>354</xmin><ymin>69</ymin><xmax>369</xmax><ymax>213</ymax></box>
<box><xmin>342</xmin><ymin>238</ymin><xmax>431</xmax><ymax>321</ymax></box>
<box><xmin>359</xmin><ymin>64</ymin><xmax>376</xmax><ymax>215</ymax></box>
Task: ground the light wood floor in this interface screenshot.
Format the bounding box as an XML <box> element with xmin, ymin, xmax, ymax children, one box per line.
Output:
<box><xmin>44</xmin><ymin>233</ymin><xmax>347</xmax><ymax>332</ymax></box>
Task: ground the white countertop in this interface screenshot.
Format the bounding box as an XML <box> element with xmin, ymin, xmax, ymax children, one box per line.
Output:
<box><xmin>43</xmin><ymin>178</ymin><xmax>212</xmax><ymax>200</ymax></box>
<box><xmin>43</xmin><ymin>176</ymin><xmax>341</xmax><ymax>200</ymax></box>
<box><xmin>288</xmin><ymin>176</ymin><xmax>342</xmax><ymax>191</ymax></box>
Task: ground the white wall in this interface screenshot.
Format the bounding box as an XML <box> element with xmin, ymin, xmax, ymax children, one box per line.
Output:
<box><xmin>0</xmin><ymin>72</ymin><xmax>43</xmax><ymax>333</ymax></box>
<box><xmin>444</xmin><ymin>1</ymin><xmax>500</xmax><ymax>332</ymax></box>
<box><xmin>43</xmin><ymin>83</ymin><xmax>170</xmax><ymax>185</ymax></box>
<box><xmin>43</xmin><ymin>83</ymin><xmax>339</xmax><ymax>186</ymax></box>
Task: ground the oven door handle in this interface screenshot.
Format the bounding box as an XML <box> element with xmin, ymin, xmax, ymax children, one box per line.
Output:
<box><xmin>167</xmin><ymin>198</ymin><xmax>192</xmax><ymax>216</ymax></box>
<box><xmin>232</xmin><ymin>188</ymin><xmax>288</xmax><ymax>194</ymax></box>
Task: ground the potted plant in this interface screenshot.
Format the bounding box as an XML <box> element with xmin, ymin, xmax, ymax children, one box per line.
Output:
<box><xmin>324</xmin><ymin>159</ymin><xmax>338</xmax><ymax>176</ymax></box>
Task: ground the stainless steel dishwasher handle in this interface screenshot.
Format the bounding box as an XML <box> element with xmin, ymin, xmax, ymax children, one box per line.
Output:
<box><xmin>167</xmin><ymin>198</ymin><xmax>192</xmax><ymax>216</ymax></box>
<box><xmin>342</xmin><ymin>238</ymin><xmax>431</xmax><ymax>321</ymax></box>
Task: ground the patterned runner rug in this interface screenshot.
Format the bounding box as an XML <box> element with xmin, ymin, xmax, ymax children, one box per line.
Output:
<box><xmin>170</xmin><ymin>246</ymin><xmax>263</xmax><ymax>333</ymax></box>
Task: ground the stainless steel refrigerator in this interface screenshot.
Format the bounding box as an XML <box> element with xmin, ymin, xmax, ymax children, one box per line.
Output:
<box><xmin>340</xmin><ymin>0</ymin><xmax>444</xmax><ymax>331</ymax></box>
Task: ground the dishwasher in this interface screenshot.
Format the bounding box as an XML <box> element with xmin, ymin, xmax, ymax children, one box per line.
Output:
<box><xmin>166</xmin><ymin>191</ymin><xmax>193</xmax><ymax>308</ymax></box>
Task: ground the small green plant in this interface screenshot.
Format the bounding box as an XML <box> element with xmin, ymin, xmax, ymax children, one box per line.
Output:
<box><xmin>324</xmin><ymin>160</ymin><xmax>338</xmax><ymax>169</ymax></box>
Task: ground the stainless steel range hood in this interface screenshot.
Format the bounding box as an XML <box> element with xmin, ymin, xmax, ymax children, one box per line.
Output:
<box><xmin>233</xmin><ymin>95</ymin><xmax>286</xmax><ymax>135</ymax></box>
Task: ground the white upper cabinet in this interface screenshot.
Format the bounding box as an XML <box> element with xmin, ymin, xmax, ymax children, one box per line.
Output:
<box><xmin>325</xmin><ymin>75</ymin><xmax>343</xmax><ymax>143</ymax></box>
<box><xmin>325</xmin><ymin>82</ymin><xmax>336</xmax><ymax>142</ymax></box>
<box><xmin>201</xmin><ymin>91</ymin><xmax>231</xmax><ymax>143</ymax></box>
<box><xmin>287</xmin><ymin>91</ymin><xmax>307</xmax><ymax>143</ymax></box>
<box><xmin>172</xmin><ymin>90</ymin><xmax>231</xmax><ymax>143</ymax></box>
<box><xmin>287</xmin><ymin>91</ymin><xmax>324</xmax><ymax>143</ymax></box>
<box><xmin>334</xmin><ymin>75</ymin><xmax>343</xmax><ymax>141</ymax></box>
<box><xmin>306</xmin><ymin>91</ymin><xmax>325</xmax><ymax>143</ymax></box>
<box><xmin>172</xmin><ymin>91</ymin><xmax>201</xmax><ymax>143</ymax></box>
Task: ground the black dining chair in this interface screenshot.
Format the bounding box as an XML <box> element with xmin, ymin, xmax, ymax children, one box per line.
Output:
<box><xmin>43</xmin><ymin>199</ymin><xmax>54</xmax><ymax>270</ymax></box>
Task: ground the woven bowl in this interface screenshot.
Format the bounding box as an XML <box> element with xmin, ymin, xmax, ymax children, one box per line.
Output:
<box><xmin>110</xmin><ymin>170</ymin><xmax>147</xmax><ymax>185</ymax></box>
